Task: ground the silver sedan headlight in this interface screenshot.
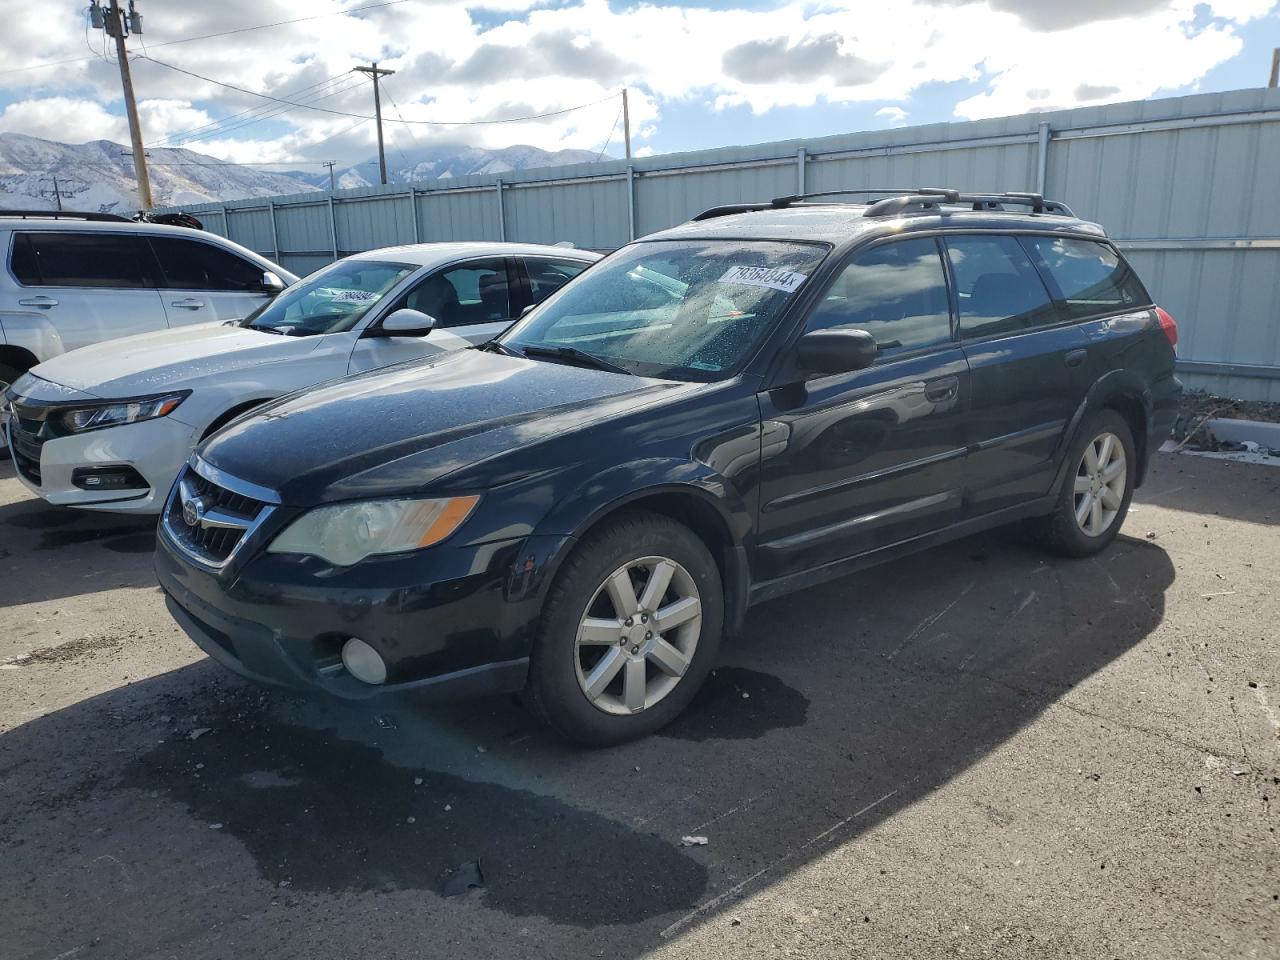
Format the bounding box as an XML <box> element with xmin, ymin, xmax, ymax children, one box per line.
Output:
<box><xmin>267</xmin><ymin>495</ymin><xmax>480</xmax><ymax>567</ymax></box>
<box><xmin>59</xmin><ymin>391</ymin><xmax>189</xmax><ymax>433</ymax></box>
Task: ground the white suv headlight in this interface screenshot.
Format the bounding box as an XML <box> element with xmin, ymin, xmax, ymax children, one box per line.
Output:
<box><xmin>267</xmin><ymin>495</ymin><xmax>480</xmax><ymax>567</ymax></box>
<box><xmin>60</xmin><ymin>391</ymin><xmax>189</xmax><ymax>433</ymax></box>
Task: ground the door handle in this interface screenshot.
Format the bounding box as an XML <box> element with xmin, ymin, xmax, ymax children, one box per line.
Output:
<box><xmin>18</xmin><ymin>296</ymin><xmax>58</xmax><ymax>308</ymax></box>
<box><xmin>170</xmin><ymin>298</ymin><xmax>206</xmax><ymax>309</ymax></box>
<box><xmin>1064</xmin><ymin>348</ymin><xmax>1088</xmax><ymax>368</ymax></box>
<box><xmin>924</xmin><ymin>376</ymin><xmax>959</xmax><ymax>403</ymax></box>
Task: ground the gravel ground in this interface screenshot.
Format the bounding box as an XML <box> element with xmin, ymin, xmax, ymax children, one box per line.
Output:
<box><xmin>0</xmin><ymin>451</ymin><xmax>1277</xmax><ymax>960</ymax></box>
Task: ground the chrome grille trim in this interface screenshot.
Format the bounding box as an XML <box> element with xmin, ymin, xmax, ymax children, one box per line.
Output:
<box><xmin>161</xmin><ymin>457</ymin><xmax>278</xmax><ymax>571</ymax></box>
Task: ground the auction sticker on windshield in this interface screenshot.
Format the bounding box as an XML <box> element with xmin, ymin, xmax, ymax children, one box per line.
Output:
<box><xmin>717</xmin><ymin>265</ymin><xmax>809</xmax><ymax>293</ymax></box>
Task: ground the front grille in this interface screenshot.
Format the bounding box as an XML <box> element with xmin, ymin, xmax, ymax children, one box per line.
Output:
<box><xmin>162</xmin><ymin>462</ymin><xmax>274</xmax><ymax>568</ymax></box>
<box><xmin>7</xmin><ymin>404</ymin><xmax>49</xmax><ymax>486</ymax></box>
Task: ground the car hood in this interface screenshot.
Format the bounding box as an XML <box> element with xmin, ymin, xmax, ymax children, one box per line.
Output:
<box><xmin>32</xmin><ymin>322</ymin><xmax>322</xmax><ymax>397</ymax></box>
<box><xmin>200</xmin><ymin>348</ymin><xmax>688</xmax><ymax>504</ymax></box>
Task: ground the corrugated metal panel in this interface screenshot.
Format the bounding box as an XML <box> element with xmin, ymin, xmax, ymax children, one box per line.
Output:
<box><xmin>505</xmin><ymin>180</ymin><xmax>629</xmax><ymax>251</ymax></box>
<box><xmin>417</xmin><ymin>189</ymin><xmax>501</xmax><ymax>243</ymax></box>
<box><xmin>224</xmin><ymin>207</ymin><xmax>274</xmax><ymax>256</ymax></box>
<box><xmin>155</xmin><ymin>87</ymin><xmax>1280</xmax><ymax>398</ymax></box>
<box><xmin>334</xmin><ymin>193</ymin><xmax>416</xmax><ymax>254</ymax></box>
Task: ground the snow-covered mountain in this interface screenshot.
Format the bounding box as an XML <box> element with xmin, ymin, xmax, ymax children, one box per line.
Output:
<box><xmin>281</xmin><ymin>144</ymin><xmax>604</xmax><ymax>190</ymax></box>
<box><xmin>0</xmin><ymin>133</ymin><xmax>318</xmax><ymax>213</ymax></box>
<box><xmin>0</xmin><ymin>134</ymin><xmax>606</xmax><ymax>213</ymax></box>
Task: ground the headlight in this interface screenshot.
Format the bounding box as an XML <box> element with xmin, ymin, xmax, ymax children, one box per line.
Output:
<box><xmin>60</xmin><ymin>392</ymin><xmax>189</xmax><ymax>434</ymax></box>
<box><xmin>267</xmin><ymin>495</ymin><xmax>480</xmax><ymax>566</ymax></box>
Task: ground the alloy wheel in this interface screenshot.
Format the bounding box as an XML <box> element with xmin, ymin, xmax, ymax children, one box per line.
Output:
<box><xmin>1073</xmin><ymin>431</ymin><xmax>1126</xmax><ymax>537</ymax></box>
<box><xmin>574</xmin><ymin>555</ymin><xmax>702</xmax><ymax>716</ymax></box>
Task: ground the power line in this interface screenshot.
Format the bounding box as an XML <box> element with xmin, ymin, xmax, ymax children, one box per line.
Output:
<box><xmin>151</xmin><ymin>74</ymin><xmax>369</xmax><ymax>148</ymax></box>
<box><xmin>595</xmin><ymin>106</ymin><xmax>623</xmax><ymax>161</ymax></box>
<box><xmin>0</xmin><ymin>0</ymin><xmax>413</xmax><ymax>78</ymax></box>
<box><xmin>135</xmin><ymin>54</ymin><xmax>621</xmax><ymax>126</ymax></box>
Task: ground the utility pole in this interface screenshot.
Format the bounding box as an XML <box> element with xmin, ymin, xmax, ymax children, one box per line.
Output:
<box><xmin>41</xmin><ymin>177</ymin><xmax>76</xmax><ymax>211</ymax></box>
<box><xmin>353</xmin><ymin>62</ymin><xmax>395</xmax><ymax>185</ymax></box>
<box><xmin>622</xmin><ymin>88</ymin><xmax>632</xmax><ymax>160</ymax></box>
<box><xmin>91</xmin><ymin>1</ymin><xmax>152</xmax><ymax>209</ymax></box>
<box><xmin>323</xmin><ymin>161</ymin><xmax>337</xmax><ymax>192</ymax></box>
<box><xmin>1270</xmin><ymin>48</ymin><xmax>1279</xmax><ymax>88</ymax></box>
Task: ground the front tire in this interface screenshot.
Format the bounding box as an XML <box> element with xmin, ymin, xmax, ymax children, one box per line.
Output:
<box><xmin>1027</xmin><ymin>409</ymin><xmax>1136</xmax><ymax>558</ymax></box>
<box><xmin>525</xmin><ymin>511</ymin><xmax>724</xmax><ymax>745</ymax></box>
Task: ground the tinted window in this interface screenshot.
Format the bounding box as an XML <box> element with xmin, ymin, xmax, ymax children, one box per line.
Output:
<box><xmin>10</xmin><ymin>234</ymin><xmax>38</xmax><ymax>285</ymax></box>
<box><xmin>526</xmin><ymin>257</ymin><xmax>590</xmax><ymax>303</ymax></box>
<box><xmin>1025</xmin><ymin>237</ymin><xmax>1148</xmax><ymax>319</ymax></box>
<box><xmin>945</xmin><ymin>235</ymin><xmax>1056</xmax><ymax>338</ymax></box>
<box><xmin>806</xmin><ymin>238</ymin><xmax>951</xmax><ymax>356</ymax></box>
<box><xmin>399</xmin><ymin>259</ymin><xmax>510</xmax><ymax>328</ymax></box>
<box><xmin>240</xmin><ymin>259</ymin><xmax>416</xmax><ymax>336</ymax></box>
<box><xmin>15</xmin><ymin>232</ymin><xmax>154</xmax><ymax>289</ymax></box>
<box><xmin>504</xmin><ymin>239</ymin><xmax>827</xmax><ymax>381</ymax></box>
<box><xmin>150</xmin><ymin>237</ymin><xmax>264</xmax><ymax>291</ymax></box>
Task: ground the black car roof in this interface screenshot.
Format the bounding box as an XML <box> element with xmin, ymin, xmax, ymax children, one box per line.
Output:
<box><xmin>646</xmin><ymin>203</ymin><xmax>1108</xmax><ymax>247</ymax></box>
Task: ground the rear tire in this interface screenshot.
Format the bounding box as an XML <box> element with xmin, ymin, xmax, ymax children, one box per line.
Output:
<box><xmin>524</xmin><ymin>510</ymin><xmax>724</xmax><ymax>746</ymax></box>
<box><xmin>0</xmin><ymin>362</ymin><xmax>24</xmax><ymax>461</ymax></box>
<box><xmin>1026</xmin><ymin>409</ymin><xmax>1136</xmax><ymax>558</ymax></box>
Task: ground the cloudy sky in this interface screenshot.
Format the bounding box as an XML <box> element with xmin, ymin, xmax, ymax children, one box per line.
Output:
<box><xmin>0</xmin><ymin>0</ymin><xmax>1277</xmax><ymax>170</ymax></box>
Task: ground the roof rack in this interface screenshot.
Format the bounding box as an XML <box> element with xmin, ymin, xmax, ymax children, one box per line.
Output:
<box><xmin>0</xmin><ymin>209</ymin><xmax>132</xmax><ymax>223</ymax></box>
<box><xmin>691</xmin><ymin>187</ymin><xmax>1072</xmax><ymax>222</ymax></box>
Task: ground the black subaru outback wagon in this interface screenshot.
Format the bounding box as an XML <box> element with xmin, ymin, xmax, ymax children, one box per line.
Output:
<box><xmin>157</xmin><ymin>188</ymin><xmax>1181</xmax><ymax>744</ymax></box>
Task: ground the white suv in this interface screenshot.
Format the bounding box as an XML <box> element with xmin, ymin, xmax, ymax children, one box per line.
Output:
<box><xmin>0</xmin><ymin>210</ymin><xmax>297</xmax><ymax>413</ymax></box>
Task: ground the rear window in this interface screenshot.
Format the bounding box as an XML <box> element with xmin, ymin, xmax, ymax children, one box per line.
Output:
<box><xmin>12</xmin><ymin>232</ymin><xmax>155</xmax><ymax>288</ymax></box>
<box><xmin>944</xmin><ymin>235</ymin><xmax>1057</xmax><ymax>339</ymax></box>
<box><xmin>1024</xmin><ymin>237</ymin><xmax>1149</xmax><ymax>319</ymax></box>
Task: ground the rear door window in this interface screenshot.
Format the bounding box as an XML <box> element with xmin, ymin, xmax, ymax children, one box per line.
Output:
<box><xmin>806</xmin><ymin>237</ymin><xmax>951</xmax><ymax>357</ymax></box>
<box><xmin>525</xmin><ymin>257</ymin><xmax>591</xmax><ymax>303</ymax></box>
<box><xmin>13</xmin><ymin>232</ymin><xmax>156</xmax><ymax>288</ymax></box>
<box><xmin>1023</xmin><ymin>237</ymin><xmax>1149</xmax><ymax>319</ymax></box>
<box><xmin>150</xmin><ymin>237</ymin><xmax>265</xmax><ymax>291</ymax></box>
<box><xmin>944</xmin><ymin>235</ymin><xmax>1058</xmax><ymax>339</ymax></box>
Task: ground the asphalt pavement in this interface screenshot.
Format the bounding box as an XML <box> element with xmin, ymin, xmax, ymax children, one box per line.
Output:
<box><xmin>1</xmin><ymin>451</ymin><xmax>1276</xmax><ymax>959</ymax></box>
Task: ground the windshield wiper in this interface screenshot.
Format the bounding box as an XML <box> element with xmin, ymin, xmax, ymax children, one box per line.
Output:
<box><xmin>476</xmin><ymin>339</ymin><xmax>525</xmax><ymax>358</ymax></box>
<box><xmin>520</xmin><ymin>344</ymin><xmax>633</xmax><ymax>376</ymax></box>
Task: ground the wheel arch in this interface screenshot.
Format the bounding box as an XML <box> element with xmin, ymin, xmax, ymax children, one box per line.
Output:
<box><xmin>200</xmin><ymin>396</ymin><xmax>277</xmax><ymax>440</ymax></box>
<box><xmin>0</xmin><ymin>344</ymin><xmax>40</xmax><ymax>379</ymax></box>
<box><xmin>1059</xmin><ymin>370</ymin><xmax>1154</xmax><ymax>491</ymax></box>
<box><xmin>540</xmin><ymin>476</ymin><xmax>752</xmax><ymax>637</ymax></box>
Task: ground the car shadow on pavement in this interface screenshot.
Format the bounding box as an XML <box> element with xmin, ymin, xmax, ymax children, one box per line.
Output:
<box><xmin>1140</xmin><ymin>452</ymin><xmax>1279</xmax><ymax>526</ymax></box>
<box><xmin>0</xmin><ymin>465</ymin><xmax>158</xmax><ymax>607</ymax></box>
<box><xmin>0</xmin><ymin>529</ymin><xmax>1175</xmax><ymax>960</ymax></box>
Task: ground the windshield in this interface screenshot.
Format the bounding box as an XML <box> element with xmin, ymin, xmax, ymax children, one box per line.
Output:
<box><xmin>500</xmin><ymin>239</ymin><xmax>829</xmax><ymax>380</ymax></box>
<box><xmin>241</xmin><ymin>259</ymin><xmax>418</xmax><ymax>336</ymax></box>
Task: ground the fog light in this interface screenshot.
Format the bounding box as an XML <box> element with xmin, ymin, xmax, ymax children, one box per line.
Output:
<box><xmin>341</xmin><ymin>637</ymin><xmax>387</xmax><ymax>685</ymax></box>
<box><xmin>72</xmin><ymin>466</ymin><xmax>147</xmax><ymax>491</ymax></box>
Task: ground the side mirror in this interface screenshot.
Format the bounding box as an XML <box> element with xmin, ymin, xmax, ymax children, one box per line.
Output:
<box><xmin>795</xmin><ymin>327</ymin><xmax>878</xmax><ymax>376</ymax></box>
<box><xmin>376</xmin><ymin>308</ymin><xmax>437</xmax><ymax>338</ymax></box>
<box><xmin>261</xmin><ymin>271</ymin><xmax>286</xmax><ymax>294</ymax></box>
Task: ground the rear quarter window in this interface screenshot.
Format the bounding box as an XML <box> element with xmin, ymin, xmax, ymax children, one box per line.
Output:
<box><xmin>1023</xmin><ymin>237</ymin><xmax>1149</xmax><ymax>320</ymax></box>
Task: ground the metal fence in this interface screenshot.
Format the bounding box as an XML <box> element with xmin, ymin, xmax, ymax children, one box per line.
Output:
<box><xmin>162</xmin><ymin>87</ymin><xmax>1280</xmax><ymax>400</ymax></box>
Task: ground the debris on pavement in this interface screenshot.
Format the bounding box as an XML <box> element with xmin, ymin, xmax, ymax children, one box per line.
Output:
<box><xmin>374</xmin><ymin>714</ymin><xmax>397</xmax><ymax>730</ymax></box>
<box><xmin>681</xmin><ymin>835</ymin><xmax>709</xmax><ymax>846</ymax></box>
<box><xmin>188</xmin><ymin>727</ymin><xmax>212</xmax><ymax>741</ymax></box>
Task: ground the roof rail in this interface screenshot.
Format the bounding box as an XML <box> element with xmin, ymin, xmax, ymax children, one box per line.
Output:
<box><xmin>0</xmin><ymin>209</ymin><xmax>132</xmax><ymax>223</ymax></box>
<box><xmin>692</xmin><ymin>188</ymin><xmax>1073</xmax><ymax>222</ymax></box>
<box><xmin>864</xmin><ymin>190</ymin><xmax>1073</xmax><ymax>218</ymax></box>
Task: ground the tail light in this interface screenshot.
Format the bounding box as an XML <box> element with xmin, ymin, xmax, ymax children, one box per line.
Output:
<box><xmin>1155</xmin><ymin>307</ymin><xmax>1177</xmax><ymax>348</ymax></box>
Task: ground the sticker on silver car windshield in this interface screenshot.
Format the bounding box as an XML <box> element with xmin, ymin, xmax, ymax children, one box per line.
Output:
<box><xmin>717</xmin><ymin>265</ymin><xmax>809</xmax><ymax>293</ymax></box>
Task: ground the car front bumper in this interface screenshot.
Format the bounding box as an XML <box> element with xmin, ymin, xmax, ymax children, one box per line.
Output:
<box><xmin>155</xmin><ymin>523</ymin><xmax>572</xmax><ymax>702</ymax></box>
<box><xmin>8</xmin><ymin>414</ymin><xmax>197</xmax><ymax>514</ymax></box>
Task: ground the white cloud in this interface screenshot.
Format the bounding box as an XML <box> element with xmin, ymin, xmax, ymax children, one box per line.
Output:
<box><xmin>0</xmin><ymin>96</ymin><xmax>124</xmax><ymax>142</ymax></box>
<box><xmin>0</xmin><ymin>0</ymin><xmax>1273</xmax><ymax>162</ymax></box>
